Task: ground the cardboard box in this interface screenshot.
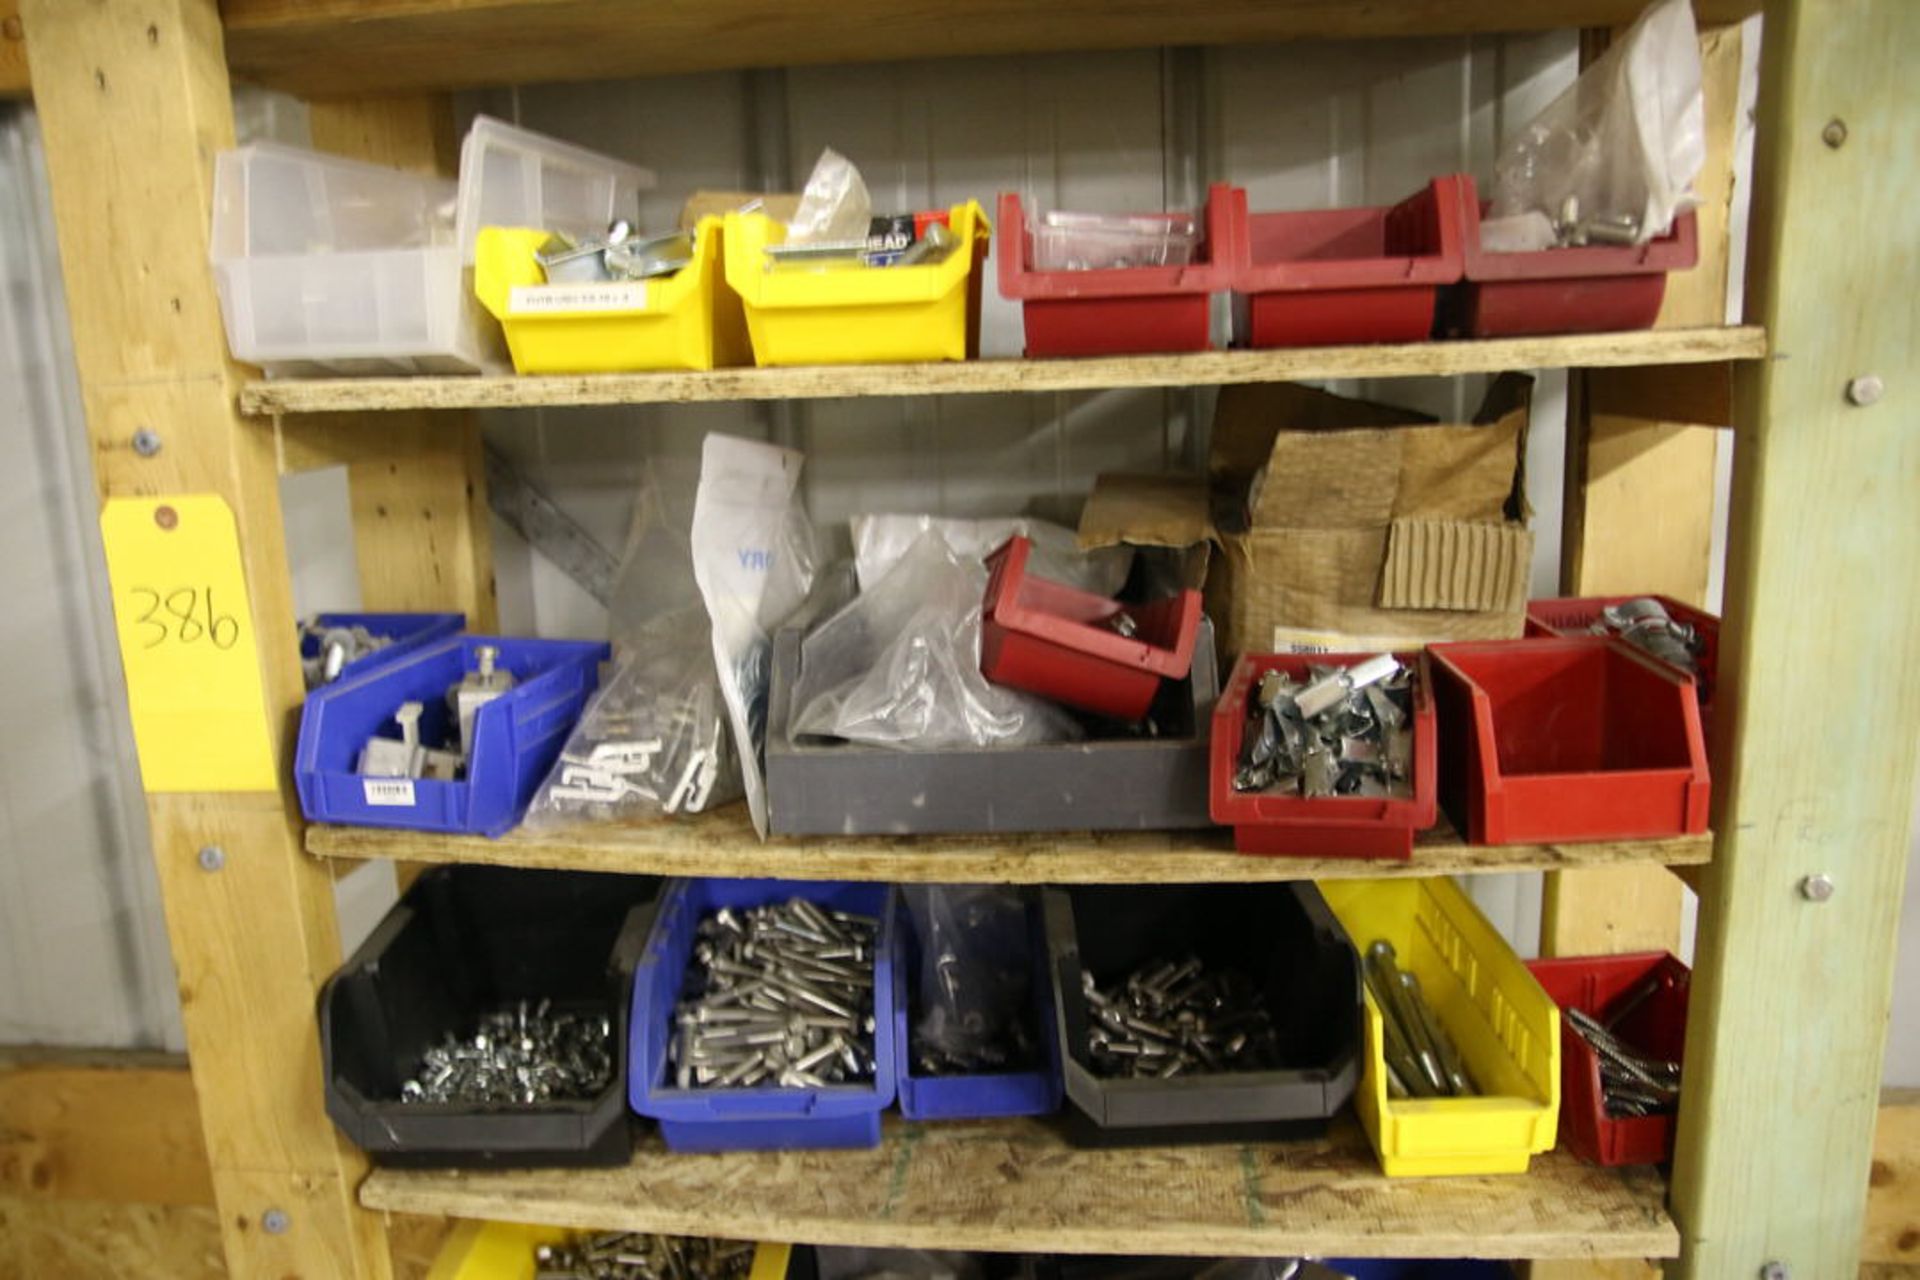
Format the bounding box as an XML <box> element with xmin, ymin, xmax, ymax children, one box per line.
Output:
<box><xmin>1080</xmin><ymin>376</ymin><xmax>1534</xmax><ymax>657</ymax></box>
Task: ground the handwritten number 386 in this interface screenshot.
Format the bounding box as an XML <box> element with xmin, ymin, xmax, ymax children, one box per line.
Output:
<box><xmin>132</xmin><ymin>587</ymin><xmax>240</xmax><ymax>650</ymax></box>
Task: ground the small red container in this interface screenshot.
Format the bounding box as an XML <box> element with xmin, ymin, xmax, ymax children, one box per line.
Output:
<box><xmin>1525</xmin><ymin>594</ymin><xmax>1720</xmax><ymax>727</ymax></box>
<box><xmin>1208</xmin><ymin>652</ymin><xmax>1438</xmax><ymax>860</ymax></box>
<box><xmin>996</xmin><ymin>185</ymin><xmax>1236</xmax><ymax>357</ymax></box>
<box><xmin>1227</xmin><ymin>176</ymin><xmax>1466</xmax><ymax>348</ymax></box>
<box><xmin>1453</xmin><ymin>174</ymin><xmax>1698</xmax><ymax>337</ymax></box>
<box><xmin>1428</xmin><ymin>637</ymin><xmax>1710</xmax><ymax>845</ymax></box>
<box><xmin>1526</xmin><ymin>952</ymin><xmax>1690</xmax><ymax>1166</ymax></box>
<box><xmin>979</xmin><ymin>535</ymin><xmax>1202</xmax><ymax>721</ymax></box>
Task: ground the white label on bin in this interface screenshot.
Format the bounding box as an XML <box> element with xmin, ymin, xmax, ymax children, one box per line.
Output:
<box><xmin>1270</xmin><ymin>625</ymin><xmax>1426</xmax><ymax>655</ymax></box>
<box><xmin>362</xmin><ymin>778</ymin><xmax>417</xmax><ymax>807</ymax></box>
<box><xmin>508</xmin><ymin>282</ymin><xmax>648</xmax><ymax>314</ymax></box>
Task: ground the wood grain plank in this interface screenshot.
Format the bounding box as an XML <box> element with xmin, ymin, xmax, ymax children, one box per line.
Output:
<box><xmin>219</xmin><ymin>0</ymin><xmax>1762</xmax><ymax>98</ymax></box>
<box><xmin>305</xmin><ymin>804</ymin><xmax>1711</xmax><ymax>884</ymax></box>
<box><xmin>0</xmin><ymin>0</ymin><xmax>25</xmax><ymax>99</ymax></box>
<box><xmin>0</xmin><ymin>1054</ymin><xmax>212</xmax><ymax>1207</ymax></box>
<box><xmin>242</xmin><ymin>328</ymin><xmax>1768</xmax><ymax>416</ymax></box>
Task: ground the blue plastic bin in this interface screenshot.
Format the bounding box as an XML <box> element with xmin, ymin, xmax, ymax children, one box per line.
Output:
<box><xmin>302</xmin><ymin>611</ymin><xmax>465</xmax><ymax>683</ymax></box>
<box><xmin>294</xmin><ymin>635</ymin><xmax>608</xmax><ymax>837</ymax></box>
<box><xmin>891</xmin><ymin>893</ymin><xmax>1062</xmax><ymax>1120</ymax></box>
<box><xmin>630</xmin><ymin>877</ymin><xmax>897</xmax><ymax>1152</ymax></box>
<box><xmin>1324</xmin><ymin>1264</ymin><xmax>1514</xmax><ymax>1279</ymax></box>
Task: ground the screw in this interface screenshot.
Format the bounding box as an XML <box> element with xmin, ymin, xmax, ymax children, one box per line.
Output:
<box><xmin>131</xmin><ymin>428</ymin><xmax>163</xmax><ymax>457</ymax></box>
<box><xmin>1821</xmin><ymin>119</ymin><xmax>1847</xmax><ymax>148</ymax></box>
<box><xmin>1847</xmin><ymin>375</ymin><xmax>1885</xmax><ymax>407</ymax></box>
<box><xmin>261</xmin><ymin>1208</ymin><xmax>290</xmax><ymax>1235</ymax></box>
<box><xmin>197</xmin><ymin>845</ymin><xmax>225</xmax><ymax>873</ymax></box>
<box><xmin>1799</xmin><ymin>874</ymin><xmax>1835</xmax><ymax>903</ymax></box>
<box><xmin>1759</xmin><ymin>1264</ymin><xmax>1788</xmax><ymax>1280</ymax></box>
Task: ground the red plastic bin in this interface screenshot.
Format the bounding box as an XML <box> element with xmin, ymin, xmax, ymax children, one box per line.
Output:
<box><xmin>1453</xmin><ymin>174</ymin><xmax>1698</xmax><ymax>337</ymax></box>
<box><xmin>996</xmin><ymin>185</ymin><xmax>1236</xmax><ymax>357</ymax></box>
<box><xmin>1428</xmin><ymin>637</ymin><xmax>1709</xmax><ymax>845</ymax></box>
<box><xmin>1526</xmin><ymin>594</ymin><xmax>1719</xmax><ymax>726</ymax></box>
<box><xmin>1226</xmin><ymin>176</ymin><xmax>1466</xmax><ymax>348</ymax></box>
<box><xmin>980</xmin><ymin>535</ymin><xmax>1202</xmax><ymax>721</ymax></box>
<box><xmin>1526</xmin><ymin>952</ymin><xmax>1689</xmax><ymax>1166</ymax></box>
<box><xmin>1208</xmin><ymin>652</ymin><xmax>1437</xmax><ymax>860</ymax></box>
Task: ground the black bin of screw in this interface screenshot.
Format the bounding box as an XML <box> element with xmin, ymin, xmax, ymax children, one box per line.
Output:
<box><xmin>1042</xmin><ymin>882</ymin><xmax>1362</xmax><ymax>1147</ymax></box>
<box><xmin>319</xmin><ymin>865</ymin><xmax>658</xmax><ymax>1168</ymax></box>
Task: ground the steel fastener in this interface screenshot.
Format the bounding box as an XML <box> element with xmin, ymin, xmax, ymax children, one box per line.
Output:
<box><xmin>197</xmin><ymin>845</ymin><xmax>225</xmax><ymax>872</ymax></box>
<box><xmin>1799</xmin><ymin>873</ymin><xmax>1836</xmax><ymax>903</ymax></box>
<box><xmin>131</xmin><ymin>428</ymin><xmax>163</xmax><ymax>457</ymax></box>
<box><xmin>1847</xmin><ymin>375</ymin><xmax>1885</xmax><ymax>407</ymax></box>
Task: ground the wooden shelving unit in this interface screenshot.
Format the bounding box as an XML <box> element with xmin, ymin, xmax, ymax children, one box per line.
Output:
<box><xmin>359</xmin><ymin>1118</ymin><xmax>1681</xmax><ymax>1261</ymax></box>
<box><xmin>308</xmin><ymin>808</ymin><xmax>1711</xmax><ymax>884</ymax></box>
<box><xmin>239</xmin><ymin>327</ymin><xmax>1764</xmax><ymax>416</ymax></box>
<box><xmin>16</xmin><ymin>1</ymin><xmax>1917</xmax><ymax>1277</ymax></box>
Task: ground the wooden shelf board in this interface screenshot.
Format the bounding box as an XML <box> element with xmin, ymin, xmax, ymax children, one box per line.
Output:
<box><xmin>306</xmin><ymin>804</ymin><xmax>1710</xmax><ymax>883</ymax></box>
<box><xmin>241</xmin><ymin>327</ymin><xmax>1766</xmax><ymax>417</ymax></box>
<box><xmin>222</xmin><ymin>0</ymin><xmax>1762</xmax><ymax>98</ymax></box>
<box><xmin>359</xmin><ymin>1116</ymin><xmax>1678</xmax><ymax>1259</ymax></box>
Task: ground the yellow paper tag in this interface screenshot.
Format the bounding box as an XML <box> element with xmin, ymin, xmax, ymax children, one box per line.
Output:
<box><xmin>100</xmin><ymin>496</ymin><xmax>278</xmax><ymax>792</ymax></box>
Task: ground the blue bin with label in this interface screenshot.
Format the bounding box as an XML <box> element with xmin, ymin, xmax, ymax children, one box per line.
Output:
<box><xmin>301</xmin><ymin>611</ymin><xmax>465</xmax><ymax>684</ymax></box>
<box><xmin>630</xmin><ymin>877</ymin><xmax>897</xmax><ymax>1152</ymax></box>
<box><xmin>891</xmin><ymin>892</ymin><xmax>1062</xmax><ymax>1120</ymax></box>
<box><xmin>294</xmin><ymin>634</ymin><xmax>607</xmax><ymax>836</ymax></box>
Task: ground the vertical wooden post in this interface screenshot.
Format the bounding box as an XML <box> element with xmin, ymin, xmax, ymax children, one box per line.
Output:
<box><xmin>1540</xmin><ymin>23</ymin><xmax>1744</xmax><ymax>961</ymax></box>
<box><xmin>19</xmin><ymin>2</ymin><xmax>388</xmax><ymax>1276</ymax></box>
<box><xmin>1671</xmin><ymin>0</ymin><xmax>1920</xmax><ymax>1274</ymax></box>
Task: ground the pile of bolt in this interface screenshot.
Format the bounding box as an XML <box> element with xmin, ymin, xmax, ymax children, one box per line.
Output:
<box><xmin>671</xmin><ymin>900</ymin><xmax>880</xmax><ymax>1089</ymax></box>
<box><xmin>299</xmin><ymin>619</ymin><xmax>391</xmax><ymax>688</ymax></box>
<box><xmin>1232</xmin><ymin>655</ymin><xmax>1413</xmax><ymax>799</ymax></box>
<box><xmin>533</xmin><ymin>1233</ymin><xmax>756</xmax><ymax>1280</ymax></box>
<box><xmin>1567</xmin><ymin>1007</ymin><xmax>1680</xmax><ymax>1118</ymax></box>
<box><xmin>1543</xmin><ymin>195</ymin><xmax>1643</xmax><ymax>247</ymax></box>
<box><xmin>1081</xmin><ymin>956</ymin><xmax>1282</xmax><ymax>1079</ymax></box>
<box><xmin>539</xmin><ymin>220</ymin><xmax>694</xmax><ymax>284</ymax></box>
<box><xmin>1363</xmin><ymin>941</ymin><xmax>1475</xmax><ymax>1099</ymax></box>
<box><xmin>400</xmin><ymin>999</ymin><xmax>613</xmax><ymax>1104</ymax></box>
<box><xmin>1588</xmin><ymin>597</ymin><xmax>1704</xmax><ymax>676</ymax></box>
<box><xmin>912</xmin><ymin>1010</ymin><xmax>1037</xmax><ymax>1077</ymax></box>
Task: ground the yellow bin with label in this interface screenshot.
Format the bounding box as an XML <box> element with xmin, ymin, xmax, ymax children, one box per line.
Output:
<box><xmin>1319</xmin><ymin>877</ymin><xmax>1559</xmax><ymax>1177</ymax></box>
<box><xmin>723</xmin><ymin>201</ymin><xmax>990</xmax><ymax>366</ymax></box>
<box><xmin>427</xmin><ymin>1220</ymin><xmax>793</xmax><ymax>1280</ymax></box>
<box><xmin>474</xmin><ymin>216</ymin><xmax>751</xmax><ymax>373</ymax></box>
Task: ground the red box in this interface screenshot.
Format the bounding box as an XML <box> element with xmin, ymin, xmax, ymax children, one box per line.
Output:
<box><xmin>1525</xmin><ymin>594</ymin><xmax>1719</xmax><ymax>728</ymax></box>
<box><xmin>1429</xmin><ymin>637</ymin><xmax>1710</xmax><ymax>845</ymax></box>
<box><xmin>1453</xmin><ymin>174</ymin><xmax>1698</xmax><ymax>337</ymax></box>
<box><xmin>1208</xmin><ymin>652</ymin><xmax>1438</xmax><ymax>860</ymax></box>
<box><xmin>979</xmin><ymin>535</ymin><xmax>1202</xmax><ymax>721</ymax></box>
<box><xmin>996</xmin><ymin>185</ymin><xmax>1235</xmax><ymax>357</ymax></box>
<box><xmin>1526</xmin><ymin>952</ymin><xmax>1689</xmax><ymax>1166</ymax></box>
<box><xmin>1227</xmin><ymin>176</ymin><xmax>1465</xmax><ymax>348</ymax></box>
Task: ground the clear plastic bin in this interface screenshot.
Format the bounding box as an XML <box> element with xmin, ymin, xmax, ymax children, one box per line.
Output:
<box><xmin>210</xmin><ymin>116</ymin><xmax>654</xmax><ymax>376</ymax></box>
<box><xmin>1031</xmin><ymin>210</ymin><xmax>1200</xmax><ymax>271</ymax></box>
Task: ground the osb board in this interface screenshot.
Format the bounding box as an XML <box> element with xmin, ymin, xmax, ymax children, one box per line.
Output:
<box><xmin>1866</xmin><ymin>1089</ymin><xmax>1920</xmax><ymax>1265</ymax></box>
<box><xmin>306</xmin><ymin>804</ymin><xmax>1711</xmax><ymax>884</ymax></box>
<box><xmin>242</xmin><ymin>328</ymin><xmax>1767</xmax><ymax>416</ymax></box>
<box><xmin>361</xmin><ymin>1116</ymin><xmax>1678</xmax><ymax>1260</ymax></box>
<box><xmin>0</xmin><ymin>1197</ymin><xmax>226</xmax><ymax>1280</ymax></box>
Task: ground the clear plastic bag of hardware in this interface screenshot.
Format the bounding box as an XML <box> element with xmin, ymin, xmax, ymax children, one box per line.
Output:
<box><xmin>902</xmin><ymin>885</ymin><xmax>1038</xmax><ymax>1073</ymax></box>
<box><xmin>1484</xmin><ymin>0</ymin><xmax>1704</xmax><ymax>249</ymax></box>
<box><xmin>850</xmin><ymin>512</ymin><xmax>1132</xmax><ymax>595</ymax></box>
<box><xmin>523</xmin><ymin>607</ymin><xmax>742</xmax><ymax>828</ymax></box>
<box><xmin>788</xmin><ymin>531</ymin><xmax>1081</xmax><ymax>750</ymax></box>
<box><xmin>785</xmin><ymin>147</ymin><xmax>872</xmax><ymax>246</ymax></box>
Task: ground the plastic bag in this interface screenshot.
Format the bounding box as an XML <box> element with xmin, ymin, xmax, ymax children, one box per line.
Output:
<box><xmin>851</xmin><ymin>512</ymin><xmax>1132</xmax><ymax>596</ymax></box>
<box><xmin>690</xmin><ymin>434</ymin><xmax>818</xmax><ymax>837</ymax></box>
<box><xmin>785</xmin><ymin>147</ymin><xmax>872</xmax><ymax>246</ymax></box>
<box><xmin>1486</xmin><ymin>0</ymin><xmax>1703</xmax><ymax>248</ymax></box>
<box><xmin>522</xmin><ymin>607</ymin><xmax>741</xmax><ymax>827</ymax></box>
<box><xmin>903</xmin><ymin>885</ymin><xmax>1038</xmax><ymax>1074</ymax></box>
<box><xmin>788</xmin><ymin>531</ymin><xmax>1081</xmax><ymax>750</ymax></box>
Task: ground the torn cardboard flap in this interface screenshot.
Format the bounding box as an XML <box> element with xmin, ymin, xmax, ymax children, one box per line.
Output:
<box><xmin>1378</xmin><ymin>518</ymin><xmax>1534</xmax><ymax>613</ymax></box>
<box><xmin>1075</xmin><ymin>473</ymin><xmax>1213</xmax><ymax>590</ymax></box>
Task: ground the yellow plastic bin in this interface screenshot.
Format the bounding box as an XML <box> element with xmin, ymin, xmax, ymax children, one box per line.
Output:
<box><xmin>428</xmin><ymin>1220</ymin><xmax>793</xmax><ymax>1280</ymax></box>
<box><xmin>1319</xmin><ymin>877</ymin><xmax>1559</xmax><ymax>1177</ymax></box>
<box><xmin>474</xmin><ymin>217</ymin><xmax>751</xmax><ymax>374</ymax></box>
<box><xmin>722</xmin><ymin>201</ymin><xmax>990</xmax><ymax>366</ymax></box>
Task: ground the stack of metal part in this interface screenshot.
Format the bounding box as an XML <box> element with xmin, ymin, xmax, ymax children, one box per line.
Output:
<box><xmin>399</xmin><ymin>999</ymin><xmax>614</xmax><ymax>1105</ymax></box>
<box><xmin>1567</xmin><ymin>1007</ymin><xmax>1681</xmax><ymax>1117</ymax></box>
<box><xmin>538</xmin><ymin>220</ymin><xmax>695</xmax><ymax>285</ymax></box>
<box><xmin>1546</xmin><ymin>194</ymin><xmax>1642</xmax><ymax>247</ymax></box>
<box><xmin>763</xmin><ymin>220</ymin><xmax>959</xmax><ymax>270</ymax></box>
<box><xmin>356</xmin><ymin>645</ymin><xmax>515</xmax><ymax>782</ymax></box>
<box><xmin>299</xmin><ymin>619</ymin><xmax>391</xmax><ymax>688</ymax></box>
<box><xmin>670</xmin><ymin>900</ymin><xmax>880</xmax><ymax>1089</ymax></box>
<box><xmin>913</xmin><ymin>1016</ymin><xmax>1036</xmax><ymax>1077</ymax></box>
<box><xmin>1231</xmin><ymin>655</ymin><xmax>1414</xmax><ymax>798</ymax></box>
<box><xmin>1081</xmin><ymin>956</ymin><xmax>1283</xmax><ymax>1079</ymax></box>
<box><xmin>1362</xmin><ymin>941</ymin><xmax>1476</xmax><ymax>1099</ymax></box>
<box><xmin>533</xmin><ymin>1233</ymin><xmax>756</xmax><ymax>1280</ymax></box>
<box><xmin>1588</xmin><ymin>596</ymin><xmax>1704</xmax><ymax>675</ymax></box>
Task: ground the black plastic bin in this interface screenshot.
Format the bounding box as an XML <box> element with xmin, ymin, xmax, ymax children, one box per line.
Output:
<box><xmin>320</xmin><ymin>865</ymin><xmax>659</xmax><ymax>1168</ymax></box>
<box><xmin>1043</xmin><ymin>881</ymin><xmax>1362</xmax><ymax>1147</ymax></box>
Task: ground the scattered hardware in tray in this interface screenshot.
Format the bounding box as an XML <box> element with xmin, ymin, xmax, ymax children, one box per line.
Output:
<box><xmin>399</xmin><ymin>999</ymin><xmax>614</xmax><ymax>1105</ymax></box>
<box><xmin>355</xmin><ymin>644</ymin><xmax>514</xmax><ymax>782</ymax></box>
<box><xmin>671</xmin><ymin>899</ymin><xmax>881</xmax><ymax>1089</ymax></box>
<box><xmin>1588</xmin><ymin>596</ymin><xmax>1705</xmax><ymax>675</ymax></box>
<box><xmin>537</xmin><ymin>221</ymin><xmax>694</xmax><ymax>285</ymax></box>
<box><xmin>1568</xmin><ymin>1006</ymin><xmax>1682</xmax><ymax>1118</ymax></box>
<box><xmin>1081</xmin><ymin>956</ymin><xmax>1282</xmax><ymax>1079</ymax></box>
<box><xmin>1232</xmin><ymin>655</ymin><xmax>1414</xmax><ymax>799</ymax></box>
<box><xmin>300</xmin><ymin>619</ymin><xmax>392</xmax><ymax>688</ymax></box>
<box><xmin>533</xmin><ymin>1233</ymin><xmax>757</xmax><ymax>1280</ymax></box>
<box><xmin>1362</xmin><ymin>940</ymin><xmax>1476</xmax><ymax>1099</ymax></box>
